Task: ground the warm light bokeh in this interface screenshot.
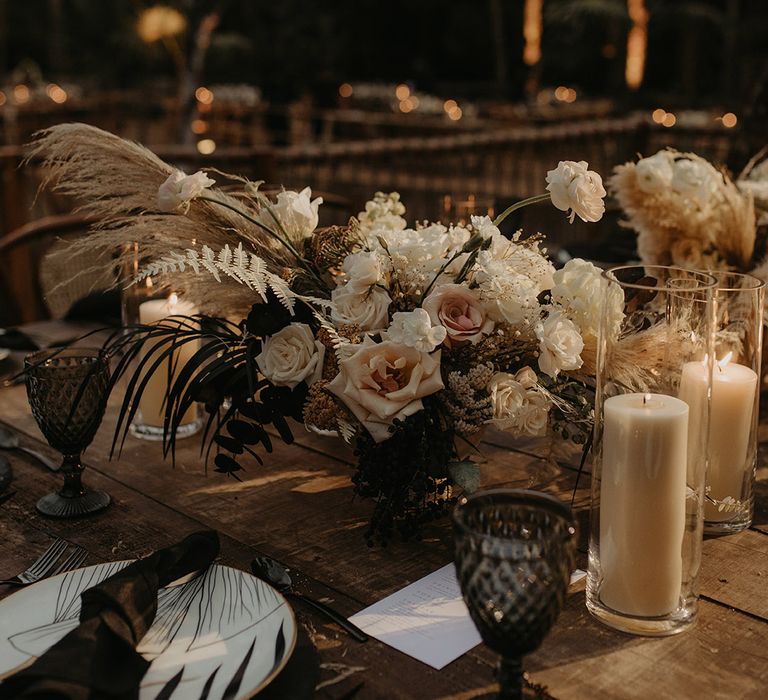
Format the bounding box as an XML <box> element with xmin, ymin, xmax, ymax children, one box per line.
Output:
<box><xmin>625</xmin><ymin>0</ymin><xmax>649</xmax><ymax>90</ymax></box>
<box><xmin>523</xmin><ymin>0</ymin><xmax>543</xmax><ymax>66</ymax></box>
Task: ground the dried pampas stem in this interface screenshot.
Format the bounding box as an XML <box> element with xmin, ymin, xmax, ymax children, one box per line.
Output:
<box><xmin>27</xmin><ymin>123</ymin><xmax>299</xmax><ymax>316</ymax></box>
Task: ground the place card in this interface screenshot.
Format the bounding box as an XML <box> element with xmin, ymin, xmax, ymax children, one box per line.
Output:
<box><xmin>349</xmin><ymin>564</ymin><xmax>588</xmax><ymax>670</ymax></box>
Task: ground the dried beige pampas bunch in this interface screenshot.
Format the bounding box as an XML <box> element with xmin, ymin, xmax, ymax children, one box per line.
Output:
<box><xmin>27</xmin><ymin>123</ymin><xmax>320</xmax><ymax>317</ymax></box>
<box><xmin>610</xmin><ymin>149</ymin><xmax>756</xmax><ymax>272</ymax></box>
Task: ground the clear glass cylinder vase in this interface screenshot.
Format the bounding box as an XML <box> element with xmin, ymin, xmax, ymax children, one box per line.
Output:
<box><xmin>587</xmin><ymin>265</ymin><xmax>716</xmax><ymax>636</ymax></box>
<box><xmin>700</xmin><ymin>271</ymin><xmax>764</xmax><ymax>534</ymax></box>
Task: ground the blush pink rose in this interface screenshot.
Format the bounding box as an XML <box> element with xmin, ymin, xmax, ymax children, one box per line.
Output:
<box><xmin>422</xmin><ymin>284</ymin><xmax>494</xmax><ymax>348</ymax></box>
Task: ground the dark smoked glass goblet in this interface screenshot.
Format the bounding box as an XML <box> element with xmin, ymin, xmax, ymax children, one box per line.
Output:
<box><xmin>25</xmin><ymin>348</ymin><xmax>111</xmax><ymax>517</ymax></box>
<box><xmin>453</xmin><ymin>489</ymin><xmax>577</xmax><ymax>699</ymax></box>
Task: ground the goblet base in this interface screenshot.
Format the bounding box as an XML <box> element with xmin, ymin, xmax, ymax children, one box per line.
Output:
<box><xmin>36</xmin><ymin>489</ymin><xmax>111</xmax><ymax>518</ymax></box>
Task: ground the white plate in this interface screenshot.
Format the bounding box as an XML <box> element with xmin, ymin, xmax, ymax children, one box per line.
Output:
<box><xmin>0</xmin><ymin>561</ymin><xmax>296</xmax><ymax>699</ymax></box>
<box><xmin>0</xmin><ymin>349</ymin><xmax>10</xmax><ymax>362</ymax></box>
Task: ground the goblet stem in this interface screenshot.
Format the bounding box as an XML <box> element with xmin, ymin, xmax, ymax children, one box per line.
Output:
<box><xmin>59</xmin><ymin>454</ymin><xmax>86</xmax><ymax>499</ymax></box>
<box><xmin>497</xmin><ymin>656</ymin><xmax>524</xmax><ymax>700</ymax></box>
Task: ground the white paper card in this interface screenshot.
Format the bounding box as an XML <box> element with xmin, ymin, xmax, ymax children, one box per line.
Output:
<box><xmin>349</xmin><ymin>563</ymin><xmax>480</xmax><ymax>670</ymax></box>
<box><xmin>350</xmin><ymin>564</ymin><xmax>589</xmax><ymax>670</ymax></box>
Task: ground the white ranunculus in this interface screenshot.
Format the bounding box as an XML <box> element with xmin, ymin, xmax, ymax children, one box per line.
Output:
<box><xmin>545</xmin><ymin>160</ymin><xmax>606</xmax><ymax>223</ymax></box>
<box><xmin>341</xmin><ymin>251</ymin><xmax>385</xmax><ymax>291</ymax></box>
<box><xmin>331</xmin><ymin>284</ymin><xmax>391</xmax><ymax>331</ymax></box>
<box><xmin>257</xmin><ymin>187</ymin><xmax>322</xmax><ymax>243</ymax></box>
<box><xmin>255</xmin><ymin>322</ymin><xmax>325</xmax><ymax>389</ymax></box>
<box><xmin>671</xmin><ymin>159</ymin><xmax>720</xmax><ymax>203</ymax></box>
<box><xmin>551</xmin><ymin>258</ymin><xmax>624</xmax><ymax>339</ymax></box>
<box><xmin>535</xmin><ymin>310</ymin><xmax>584</xmax><ymax>378</ymax></box>
<box><xmin>326</xmin><ymin>337</ymin><xmax>444</xmax><ymax>442</ymax></box>
<box><xmin>635</xmin><ymin>151</ymin><xmax>674</xmax><ymax>193</ymax></box>
<box><xmin>487</xmin><ymin>367</ymin><xmax>550</xmax><ymax>436</ymax></box>
<box><xmin>422</xmin><ymin>284</ymin><xmax>494</xmax><ymax>347</ymax></box>
<box><xmin>383</xmin><ymin>308</ymin><xmax>447</xmax><ymax>352</ymax></box>
<box><xmin>157</xmin><ymin>169</ymin><xmax>215</xmax><ymax>212</ymax></box>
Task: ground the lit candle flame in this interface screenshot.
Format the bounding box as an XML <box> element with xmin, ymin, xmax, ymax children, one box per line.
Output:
<box><xmin>169</xmin><ymin>293</ymin><xmax>178</xmax><ymax>306</ymax></box>
<box><xmin>717</xmin><ymin>352</ymin><xmax>733</xmax><ymax>371</ymax></box>
<box><xmin>643</xmin><ymin>393</ymin><xmax>652</xmax><ymax>404</ymax></box>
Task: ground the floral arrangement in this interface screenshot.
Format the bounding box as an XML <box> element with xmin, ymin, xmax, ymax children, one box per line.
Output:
<box><xmin>31</xmin><ymin>125</ymin><xmax>618</xmax><ymax>544</ymax></box>
<box><xmin>610</xmin><ymin>148</ymin><xmax>768</xmax><ymax>277</ymax></box>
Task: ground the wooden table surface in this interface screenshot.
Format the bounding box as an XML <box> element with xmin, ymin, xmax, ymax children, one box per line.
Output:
<box><xmin>2</xmin><ymin>347</ymin><xmax>768</xmax><ymax>699</ymax></box>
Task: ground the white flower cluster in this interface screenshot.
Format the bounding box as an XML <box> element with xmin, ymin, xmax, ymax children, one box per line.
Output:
<box><xmin>357</xmin><ymin>191</ymin><xmax>407</xmax><ymax>233</ymax></box>
<box><xmin>634</xmin><ymin>150</ymin><xmax>723</xmax><ymax>211</ymax></box>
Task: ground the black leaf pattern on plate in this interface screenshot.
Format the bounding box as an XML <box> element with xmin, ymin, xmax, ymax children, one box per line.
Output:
<box><xmin>155</xmin><ymin>667</ymin><xmax>184</xmax><ymax>700</ymax></box>
<box><xmin>198</xmin><ymin>665</ymin><xmax>220</xmax><ymax>700</ymax></box>
<box><xmin>272</xmin><ymin>621</ymin><xmax>286</xmax><ymax>671</ymax></box>
<box><xmin>222</xmin><ymin>637</ymin><xmax>257</xmax><ymax>700</ymax></box>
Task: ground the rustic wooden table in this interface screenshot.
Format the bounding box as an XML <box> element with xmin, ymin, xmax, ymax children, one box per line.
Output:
<box><xmin>1</xmin><ymin>364</ymin><xmax>768</xmax><ymax>699</ymax></box>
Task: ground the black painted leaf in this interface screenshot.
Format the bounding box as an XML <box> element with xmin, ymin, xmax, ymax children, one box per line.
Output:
<box><xmin>272</xmin><ymin>414</ymin><xmax>294</xmax><ymax>445</ymax></box>
<box><xmin>227</xmin><ymin>419</ymin><xmax>263</xmax><ymax>444</ymax></box>
<box><xmin>214</xmin><ymin>435</ymin><xmax>244</xmax><ymax>454</ymax></box>
<box><xmin>214</xmin><ymin>453</ymin><xmax>243</xmax><ymax>475</ymax></box>
<box><xmin>238</xmin><ymin>401</ymin><xmax>272</xmax><ymax>423</ymax></box>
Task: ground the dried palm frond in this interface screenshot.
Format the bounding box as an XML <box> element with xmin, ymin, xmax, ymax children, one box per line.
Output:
<box><xmin>27</xmin><ymin>123</ymin><xmax>308</xmax><ymax>316</ymax></box>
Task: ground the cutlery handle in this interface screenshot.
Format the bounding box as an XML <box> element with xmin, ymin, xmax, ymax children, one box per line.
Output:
<box><xmin>18</xmin><ymin>446</ymin><xmax>58</xmax><ymax>472</ymax></box>
<box><xmin>291</xmin><ymin>592</ymin><xmax>368</xmax><ymax>642</ymax></box>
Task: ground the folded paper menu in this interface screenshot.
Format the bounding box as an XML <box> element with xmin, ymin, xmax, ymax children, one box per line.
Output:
<box><xmin>349</xmin><ymin>564</ymin><xmax>587</xmax><ymax>670</ymax></box>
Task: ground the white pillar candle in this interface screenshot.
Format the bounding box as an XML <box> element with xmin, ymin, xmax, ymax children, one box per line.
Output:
<box><xmin>138</xmin><ymin>294</ymin><xmax>200</xmax><ymax>429</ymax></box>
<box><xmin>600</xmin><ymin>393</ymin><xmax>688</xmax><ymax>617</ymax></box>
<box><xmin>679</xmin><ymin>355</ymin><xmax>757</xmax><ymax>521</ymax></box>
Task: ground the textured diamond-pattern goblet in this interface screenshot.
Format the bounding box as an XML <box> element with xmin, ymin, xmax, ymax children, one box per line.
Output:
<box><xmin>25</xmin><ymin>348</ymin><xmax>111</xmax><ymax>517</ymax></box>
<box><xmin>453</xmin><ymin>489</ymin><xmax>577</xmax><ymax>699</ymax></box>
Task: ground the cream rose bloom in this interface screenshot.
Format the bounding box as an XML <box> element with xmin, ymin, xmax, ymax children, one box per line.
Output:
<box><xmin>671</xmin><ymin>159</ymin><xmax>719</xmax><ymax>203</ymax></box>
<box><xmin>551</xmin><ymin>258</ymin><xmax>624</xmax><ymax>340</ymax></box>
<box><xmin>327</xmin><ymin>337</ymin><xmax>444</xmax><ymax>442</ymax></box>
<box><xmin>535</xmin><ymin>310</ymin><xmax>584</xmax><ymax>378</ymax></box>
<box><xmin>341</xmin><ymin>251</ymin><xmax>385</xmax><ymax>291</ymax></box>
<box><xmin>422</xmin><ymin>284</ymin><xmax>494</xmax><ymax>347</ymax></box>
<box><xmin>256</xmin><ymin>187</ymin><xmax>322</xmax><ymax>243</ymax></box>
<box><xmin>384</xmin><ymin>308</ymin><xmax>446</xmax><ymax>352</ymax></box>
<box><xmin>331</xmin><ymin>284</ymin><xmax>391</xmax><ymax>331</ymax></box>
<box><xmin>487</xmin><ymin>367</ymin><xmax>550</xmax><ymax>436</ymax></box>
<box><xmin>255</xmin><ymin>323</ymin><xmax>325</xmax><ymax>389</ymax></box>
<box><xmin>157</xmin><ymin>169</ymin><xmax>215</xmax><ymax>212</ymax></box>
<box><xmin>545</xmin><ymin>160</ymin><xmax>606</xmax><ymax>223</ymax></box>
<box><xmin>635</xmin><ymin>152</ymin><xmax>674</xmax><ymax>193</ymax></box>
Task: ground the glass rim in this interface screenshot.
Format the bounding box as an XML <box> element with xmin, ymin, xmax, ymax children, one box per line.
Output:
<box><xmin>602</xmin><ymin>265</ymin><xmax>718</xmax><ymax>293</ymax></box>
<box><xmin>698</xmin><ymin>269</ymin><xmax>766</xmax><ymax>292</ymax></box>
<box><xmin>452</xmin><ymin>488</ymin><xmax>576</xmax><ymax>541</ymax></box>
<box><xmin>24</xmin><ymin>347</ymin><xmax>109</xmax><ymax>369</ymax></box>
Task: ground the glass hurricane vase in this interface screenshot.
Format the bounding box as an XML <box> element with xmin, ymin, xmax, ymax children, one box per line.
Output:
<box><xmin>587</xmin><ymin>265</ymin><xmax>716</xmax><ymax>636</ymax></box>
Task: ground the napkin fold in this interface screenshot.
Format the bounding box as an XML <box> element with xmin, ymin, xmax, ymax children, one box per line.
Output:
<box><xmin>0</xmin><ymin>530</ymin><xmax>220</xmax><ymax>700</ymax></box>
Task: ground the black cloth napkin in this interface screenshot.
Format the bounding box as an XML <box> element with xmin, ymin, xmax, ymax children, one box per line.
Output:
<box><xmin>0</xmin><ymin>530</ymin><xmax>219</xmax><ymax>700</ymax></box>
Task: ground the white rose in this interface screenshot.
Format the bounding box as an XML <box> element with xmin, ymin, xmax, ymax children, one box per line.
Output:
<box><xmin>257</xmin><ymin>187</ymin><xmax>322</xmax><ymax>243</ymax></box>
<box><xmin>422</xmin><ymin>284</ymin><xmax>494</xmax><ymax>347</ymax></box>
<box><xmin>487</xmin><ymin>367</ymin><xmax>550</xmax><ymax>436</ymax></box>
<box><xmin>671</xmin><ymin>159</ymin><xmax>719</xmax><ymax>203</ymax></box>
<box><xmin>535</xmin><ymin>310</ymin><xmax>584</xmax><ymax>378</ymax></box>
<box><xmin>383</xmin><ymin>308</ymin><xmax>447</xmax><ymax>352</ymax></box>
<box><xmin>157</xmin><ymin>169</ymin><xmax>215</xmax><ymax>212</ymax></box>
<box><xmin>255</xmin><ymin>323</ymin><xmax>325</xmax><ymax>389</ymax></box>
<box><xmin>327</xmin><ymin>337</ymin><xmax>444</xmax><ymax>442</ymax></box>
<box><xmin>474</xmin><ymin>253</ymin><xmax>540</xmax><ymax>324</ymax></box>
<box><xmin>341</xmin><ymin>251</ymin><xmax>385</xmax><ymax>291</ymax></box>
<box><xmin>551</xmin><ymin>258</ymin><xmax>623</xmax><ymax>339</ymax></box>
<box><xmin>331</xmin><ymin>284</ymin><xmax>391</xmax><ymax>331</ymax></box>
<box><xmin>635</xmin><ymin>152</ymin><xmax>674</xmax><ymax>193</ymax></box>
<box><xmin>545</xmin><ymin>160</ymin><xmax>606</xmax><ymax>223</ymax></box>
